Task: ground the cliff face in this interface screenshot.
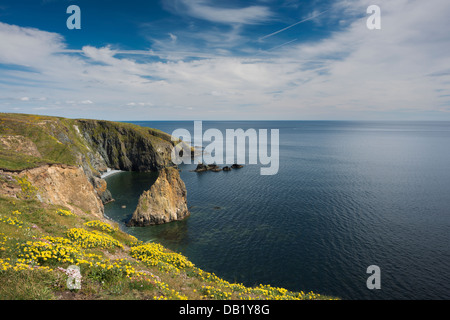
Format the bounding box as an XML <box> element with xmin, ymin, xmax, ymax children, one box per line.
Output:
<box><xmin>0</xmin><ymin>113</ymin><xmax>189</xmax><ymax>224</ymax></box>
<box><xmin>20</xmin><ymin>164</ymin><xmax>104</xmax><ymax>218</ymax></box>
<box><xmin>127</xmin><ymin>167</ymin><xmax>189</xmax><ymax>226</ymax></box>
<box><xmin>77</xmin><ymin>120</ymin><xmax>176</xmax><ymax>173</ymax></box>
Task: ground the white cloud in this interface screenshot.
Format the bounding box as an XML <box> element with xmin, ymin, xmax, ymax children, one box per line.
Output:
<box><xmin>0</xmin><ymin>22</ymin><xmax>64</xmax><ymax>66</ymax></box>
<box><xmin>1</xmin><ymin>0</ymin><xmax>450</xmax><ymax>120</ymax></box>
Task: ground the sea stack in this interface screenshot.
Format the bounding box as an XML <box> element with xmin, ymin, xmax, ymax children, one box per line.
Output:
<box><xmin>127</xmin><ymin>167</ymin><xmax>189</xmax><ymax>226</ymax></box>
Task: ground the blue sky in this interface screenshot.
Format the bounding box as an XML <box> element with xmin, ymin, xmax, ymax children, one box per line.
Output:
<box><xmin>1</xmin><ymin>0</ymin><xmax>450</xmax><ymax>120</ymax></box>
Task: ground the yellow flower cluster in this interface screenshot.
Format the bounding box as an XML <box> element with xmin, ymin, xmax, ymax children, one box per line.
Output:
<box><xmin>0</xmin><ymin>258</ymin><xmax>12</xmax><ymax>271</ymax></box>
<box><xmin>66</xmin><ymin>228</ymin><xmax>123</xmax><ymax>249</ymax></box>
<box><xmin>0</xmin><ymin>233</ymin><xmax>8</xmax><ymax>251</ymax></box>
<box><xmin>201</xmin><ymin>285</ymin><xmax>233</xmax><ymax>300</ymax></box>
<box><xmin>16</xmin><ymin>176</ymin><xmax>37</xmax><ymax>199</ymax></box>
<box><xmin>0</xmin><ymin>215</ymin><xmax>24</xmax><ymax>228</ymax></box>
<box><xmin>11</xmin><ymin>210</ymin><xmax>21</xmax><ymax>215</ymax></box>
<box><xmin>19</xmin><ymin>239</ymin><xmax>81</xmax><ymax>265</ymax></box>
<box><xmin>232</xmin><ymin>285</ymin><xmax>325</xmax><ymax>300</ymax></box>
<box><xmin>130</xmin><ymin>243</ymin><xmax>194</xmax><ymax>272</ymax></box>
<box><xmin>84</xmin><ymin>220</ymin><xmax>118</xmax><ymax>233</ymax></box>
<box><xmin>85</xmin><ymin>258</ymin><xmax>138</xmax><ymax>280</ymax></box>
<box><xmin>128</xmin><ymin>273</ymin><xmax>188</xmax><ymax>299</ymax></box>
<box><xmin>0</xmin><ymin>257</ymin><xmax>52</xmax><ymax>272</ymax></box>
<box><xmin>188</xmin><ymin>267</ymin><xmax>328</xmax><ymax>300</ymax></box>
<box><xmin>57</xmin><ymin>209</ymin><xmax>74</xmax><ymax>217</ymax></box>
<box><xmin>42</xmin><ymin>235</ymin><xmax>73</xmax><ymax>246</ymax></box>
<box><xmin>190</xmin><ymin>267</ymin><xmax>223</xmax><ymax>283</ymax></box>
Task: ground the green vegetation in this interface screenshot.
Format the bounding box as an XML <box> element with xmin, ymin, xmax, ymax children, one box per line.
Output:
<box><xmin>0</xmin><ymin>113</ymin><xmax>180</xmax><ymax>172</ymax></box>
<box><xmin>0</xmin><ymin>194</ymin><xmax>337</xmax><ymax>300</ymax></box>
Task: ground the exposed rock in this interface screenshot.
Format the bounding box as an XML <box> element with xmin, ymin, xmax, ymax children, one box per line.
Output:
<box><xmin>223</xmin><ymin>166</ymin><xmax>231</xmax><ymax>171</ymax></box>
<box><xmin>231</xmin><ymin>164</ymin><xmax>244</xmax><ymax>169</ymax></box>
<box><xmin>127</xmin><ymin>167</ymin><xmax>189</xmax><ymax>226</ymax></box>
<box><xmin>77</xmin><ymin>119</ymin><xmax>177</xmax><ymax>173</ymax></box>
<box><xmin>92</xmin><ymin>176</ymin><xmax>114</xmax><ymax>204</ymax></box>
<box><xmin>20</xmin><ymin>164</ymin><xmax>104</xmax><ymax>218</ymax></box>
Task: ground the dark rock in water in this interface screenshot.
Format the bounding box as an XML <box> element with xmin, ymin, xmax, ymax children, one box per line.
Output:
<box><xmin>193</xmin><ymin>162</ymin><xmax>242</xmax><ymax>173</ymax></box>
<box><xmin>194</xmin><ymin>162</ymin><xmax>222</xmax><ymax>172</ymax></box>
<box><xmin>213</xmin><ymin>206</ymin><xmax>222</xmax><ymax>210</ymax></box>
<box><xmin>194</xmin><ymin>162</ymin><xmax>209</xmax><ymax>172</ymax></box>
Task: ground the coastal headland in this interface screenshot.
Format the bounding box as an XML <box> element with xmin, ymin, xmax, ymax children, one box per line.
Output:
<box><xmin>0</xmin><ymin>113</ymin><xmax>333</xmax><ymax>300</ymax></box>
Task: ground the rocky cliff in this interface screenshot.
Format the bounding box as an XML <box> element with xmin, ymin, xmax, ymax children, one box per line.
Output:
<box><xmin>19</xmin><ymin>164</ymin><xmax>104</xmax><ymax>218</ymax></box>
<box><xmin>127</xmin><ymin>167</ymin><xmax>189</xmax><ymax>226</ymax></box>
<box><xmin>0</xmin><ymin>113</ymin><xmax>190</xmax><ymax>223</ymax></box>
<box><xmin>77</xmin><ymin>119</ymin><xmax>176</xmax><ymax>172</ymax></box>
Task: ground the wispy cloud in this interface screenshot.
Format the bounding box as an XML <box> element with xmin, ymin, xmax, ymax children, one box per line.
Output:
<box><xmin>1</xmin><ymin>0</ymin><xmax>450</xmax><ymax>120</ymax></box>
<box><xmin>165</xmin><ymin>0</ymin><xmax>272</xmax><ymax>25</ymax></box>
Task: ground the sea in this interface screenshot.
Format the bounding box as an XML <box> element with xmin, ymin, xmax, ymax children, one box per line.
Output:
<box><xmin>103</xmin><ymin>121</ymin><xmax>450</xmax><ymax>300</ymax></box>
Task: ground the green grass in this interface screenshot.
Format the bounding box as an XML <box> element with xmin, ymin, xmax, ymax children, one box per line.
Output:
<box><xmin>0</xmin><ymin>268</ymin><xmax>59</xmax><ymax>300</ymax></box>
<box><xmin>0</xmin><ymin>114</ymin><xmax>79</xmax><ymax>170</ymax></box>
<box><xmin>0</xmin><ymin>193</ymin><xmax>338</xmax><ymax>300</ymax></box>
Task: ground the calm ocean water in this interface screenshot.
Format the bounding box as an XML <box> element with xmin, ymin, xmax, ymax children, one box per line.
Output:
<box><xmin>104</xmin><ymin>121</ymin><xmax>450</xmax><ymax>300</ymax></box>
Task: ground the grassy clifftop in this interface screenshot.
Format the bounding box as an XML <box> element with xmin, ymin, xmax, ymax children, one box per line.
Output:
<box><xmin>0</xmin><ymin>113</ymin><xmax>176</xmax><ymax>173</ymax></box>
<box><xmin>0</xmin><ymin>180</ymin><xmax>335</xmax><ymax>300</ymax></box>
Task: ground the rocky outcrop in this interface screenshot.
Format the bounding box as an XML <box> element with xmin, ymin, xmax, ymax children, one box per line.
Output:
<box><xmin>0</xmin><ymin>113</ymin><xmax>193</xmax><ymax>225</ymax></box>
<box><xmin>127</xmin><ymin>167</ymin><xmax>189</xmax><ymax>226</ymax></box>
<box><xmin>20</xmin><ymin>164</ymin><xmax>104</xmax><ymax>218</ymax></box>
<box><xmin>193</xmin><ymin>163</ymin><xmax>220</xmax><ymax>172</ymax></box>
<box><xmin>192</xmin><ymin>162</ymin><xmax>243</xmax><ymax>172</ymax></box>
